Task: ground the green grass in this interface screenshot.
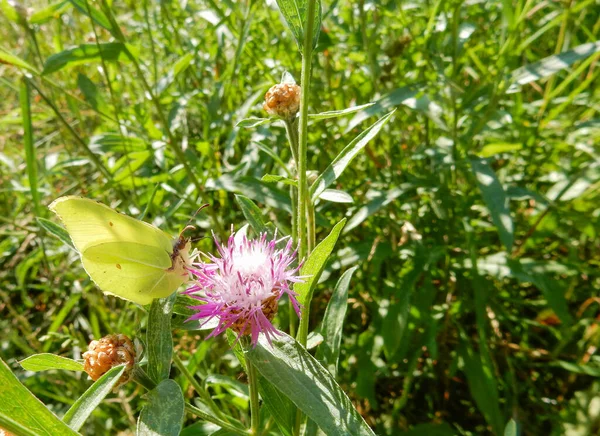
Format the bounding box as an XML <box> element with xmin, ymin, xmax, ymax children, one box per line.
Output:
<box><xmin>1</xmin><ymin>0</ymin><xmax>600</xmax><ymax>434</ymax></box>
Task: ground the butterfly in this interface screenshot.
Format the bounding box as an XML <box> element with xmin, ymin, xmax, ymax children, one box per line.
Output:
<box><xmin>49</xmin><ymin>196</ymin><xmax>193</xmax><ymax>305</ymax></box>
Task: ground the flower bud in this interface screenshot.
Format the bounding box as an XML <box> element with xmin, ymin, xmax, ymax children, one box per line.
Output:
<box><xmin>263</xmin><ymin>83</ymin><xmax>301</xmax><ymax>120</ymax></box>
<box><xmin>83</xmin><ymin>334</ymin><xmax>136</xmax><ymax>385</ymax></box>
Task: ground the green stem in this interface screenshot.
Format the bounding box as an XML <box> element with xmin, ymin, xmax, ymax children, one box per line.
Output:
<box><xmin>247</xmin><ymin>359</ymin><xmax>260</xmax><ymax>435</ymax></box>
<box><xmin>296</xmin><ymin>0</ymin><xmax>318</xmax><ymax>267</ymax></box>
<box><xmin>285</xmin><ymin>119</ymin><xmax>299</xmax><ymax>337</ymax></box>
<box><xmin>295</xmin><ymin>6</ymin><xmax>318</xmax><ymax>436</ymax></box>
<box><xmin>172</xmin><ymin>354</ymin><xmax>225</xmax><ymax>420</ymax></box>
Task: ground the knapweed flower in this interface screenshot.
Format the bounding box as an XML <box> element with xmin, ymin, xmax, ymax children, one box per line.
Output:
<box><xmin>263</xmin><ymin>83</ymin><xmax>301</xmax><ymax>120</ymax></box>
<box><xmin>83</xmin><ymin>334</ymin><xmax>136</xmax><ymax>385</ymax></box>
<box><xmin>184</xmin><ymin>232</ymin><xmax>303</xmax><ymax>346</ymax></box>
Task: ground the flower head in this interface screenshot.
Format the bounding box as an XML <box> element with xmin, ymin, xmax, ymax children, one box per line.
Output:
<box><xmin>263</xmin><ymin>83</ymin><xmax>301</xmax><ymax>120</ymax></box>
<box><xmin>83</xmin><ymin>334</ymin><xmax>136</xmax><ymax>386</ymax></box>
<box><xmin>184</xmin><ymin>232</ymin><xmax>302</xmax><ymax>346</ymax></box>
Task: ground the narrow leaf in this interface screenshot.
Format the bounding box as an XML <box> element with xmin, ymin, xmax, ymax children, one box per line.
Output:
<box><xmin>347</xmin><ymin>87</ymin><xmax>444</xmax><ymax>132</ymax></box>
<box><xmin>63</xmin><ymin>365</ymin><xmax>126</xmax><ymax>431</ymax></box>
<box><xmin>235</xmin><ymin>194</ymin><xmax>268</xmax><ymax>234</ymax></box>
<box><xmin>147</xmin><ymin>294</ymin><xmax>175</xmax><ymax>384</ymax></box>
<box><xmin>316</xmin><ymin>266</ymin><xmax>357</xmax><ymax>376</ymax></box>
<box><xmin>236</xmin><ymin>117</ymin><xmax>272</xmax><ymax>128</ymax></box>
<box><xmin>311</xmin><ymin>111</ymin><xmax>395</xmax><ymax>201</ymax></box>
<box><xmin>261</xmin><ymin>174</ymin><xmax>298</xmax><ymax>187</ymax></box>
<box><xmin>275</xmin><ymin>0</ymin><xmax>322</xmax><ymax>50</ymax></box>
<box><xmin>259</xmin><ymin>378</ymin><xmax>295</xmax><ymax>436</ymax></box>
<box><xmin>20</xmin><ymin>79</ymin><xmax>41</xmax><ymax>216</ymax></box>
<box><xmin>0</xmin><ymin>48</ymin><xmax>39</xmax><ymax>74</ymax></box>
<box><xmin>43</xmin><ymin>43</ymin><xmax>131</xmax><ymax>75</ymax></box>
<box><xmin>318</xmin><ymin>189</ymin><xmax>353</xmax><ymax>204</ymax></box>
<box><xmin>508</xmin><ymin>41</ymin><xmax>600</xmax><ymax>92</ymax></box>
<box><xmin>137</xmin><ymin>380</ymin><xmax>185</xmax><ymax>436</ymax></box>
<box><xmin>295</xmin><ymin>219</ymin><xmax>346</xmax><ymax>307</ymax></box>
<box><xmin>0</xmin><ymin>357</ymin><xmax>79</xmax><ymax>436</ymax></box>
<box><xmin>460</xmin><ymin>340</ymin><xmax>504</xmax><ymax>435</ymax></box>
<box><xmin>37</xmin><ymin>217</ymin><xmax>75</xmax><ymax>249</ymax></box>
<box><xmin>30</xmin><ymin>1</ymin><xmax>72</xmax><ymax>24</ymax></box>
<box><xmin>19</xmin><ymin>354</ymin><xmax>83</xmax><ymax>372</ymax></box>
<box><xmin>308</xmin><ymin>103</ymin><xmax>375</xmax><ymax>121</ymax></box>
<box><xmin>67</xmin><ymin>0</ymin><xmax>115</xmax><ymax>35</ymax></box>
<box><xmin>470</xmin><ymin>158</ymin><xmax>513</xmax><ymax>251</ymax></box>
<box><xmin>246</xmin><ymin>332</ymin><xmax>375</xmax><ymax>436</ymax></box>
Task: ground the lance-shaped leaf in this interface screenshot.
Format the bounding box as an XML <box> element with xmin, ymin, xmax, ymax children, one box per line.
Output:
<box><xmin>246</xmin><ymin>332</ymin><xmax>375</xmax><ymax>436</ymax></box>
<box><xmin>0</xmin><ymin>357</ymin><xmax>79</xmax><ymax>436</ymax></box>
<box><xmin>310</xmin><ymin>111</ymin><xmax>395</xmax><ymax>201</ymax></box>
<box><xmin>470</xmin><ymin>158</ymin><xmax>513</xmax><ymax>251</ymax></box>
<box><xmin>295</xmin><ymin>219</ymin><xmax>346</xmax><ymax>307</ymax></box>
<box><xmin>147</xmin><ymin>294</ymin><xmax>176</xmax><ymax>384</ymax></box>
<box><xmin>63</xmin><ymin>365</ymin><xmax>126</xmax><ymax>431</ymax></box>
<box><xmin>19</xmin><ymin>354</ymin><xmax>84</xmax><ymax>372</ymax></box>
<box><xmin>508</xmin><ymin>41</ymin><xmax>600</xmax><ymax>93</ymax></box>
<box><xmin>275</xmin><ymin>0</ymin><xmax>322</xmax><ymax>50</ymax></box>
<box><xmin>43</xmin><ymin>43</ymin><xmax>133</xmax><ymax>75</ymax></box>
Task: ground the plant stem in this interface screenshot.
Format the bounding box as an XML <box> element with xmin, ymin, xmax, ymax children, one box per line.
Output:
<box><xmin>172</xmin><ymin>354</ymin><xmax>225</xmax><ymax>420</ymax></box>
<box><xmin>285</xmin><ymin>119</ymin><xmax>300</xmax><ymax>337</ymax></box>
<box><xmin>295</xmin><ymin>5</ymin><xmax>318</xmax><ymax>436</ymax></box>
<box><xmin>296</xmin><ymin>0</ymin><xmax>318</xmax><ymax>265</ymax></box>
<box><xmin>246</xmin><ymin>359</ymin><xmax>260</xmax><ymax>435</ymax></box>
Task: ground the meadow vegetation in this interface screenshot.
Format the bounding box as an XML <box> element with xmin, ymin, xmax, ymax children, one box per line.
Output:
<box><xmin>1</xmin><ymin>0</ymin><xmax>600</xmax><ymax>434</ymax></box>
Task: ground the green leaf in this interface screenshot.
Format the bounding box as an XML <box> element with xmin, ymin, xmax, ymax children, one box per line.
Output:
<box><xmin>37</xmin><ymin>217</ymin><xmax>75</xmax><ymax>249</ymax></box>
<box><xmin>508</xmin><ymin>41</ymin><xmax>600</xmax><ymax>93</ymax></box>
<box><xmin>235</xmin><ymin>194</ymin><xmax>268</xmax><ymax>234</ymax></box>
<box><xmin>19</xmin><ymin>354</ymin><xmax>84</xmax><ymax>372</ymax></box>
<box><xmin>295</xmin><ymin>219</ymin><xmax>346</xmax><ymax>307</ymax></box>
<box><xmin>308</xmin><ymin>103</ymin><xmax>375</xmax><ymax>121</ymax></box>
<box><xmin>347</xmin><ymin>87</ymin><xmax>444</xmax><ymax>131</ymax></box>
<box><xmin>460</xmin><ymin>340</ymin><xmax>504</xmax><ymax>435</ymax></box>
<box><xmin>381</xmin><ymin>289</ymin><xmax>411</xmax><ymax>359</ymax></box>
<box><xmin>345</xmin><ymin>186</ymin><xmax>409</xmax><ymax>233</ymax></box>
<box><xmin>246</xmin><ymin>332</ymin><xmax>375</xmax><ymax>436</ymax></box>
<box><xmin>0</xmin><ymin>357</ymin><xmax>80</xmax><ymax>436</ymax></box>
<box><xmin>67</xmin><ymin>0</ymin><xmax>115</xmax><ymax>35</ymax></box>
<box><xmin>509</xmin><ymin>260</ymin><xmax>573</xmax><ymax>324</ymax></box>
<box><xmin>259</xmin><ymin>378</ymin><xmax>295</xmax><ymax>436</ymax></box>
<box><xmin>504</xmin><ymin>419</ymin><xmax>518</xmax><ymax>436</ymax></box>
<box><xmin>261</xmin><ymin>174</ymin><xmax>298</xmax><ymax>187</ymax></box>
<box><xmin>137</xmin><ymin>380</ymin><xmax>185</xmax><ymax>436</ymax></box>
<box><xmin>478</xmin><ymin>143</ymin><xmax>522</xmax><ymax>158</ymax></box>
<box><xmin>310</xmin><ymin>111</ymin><xmax>395</xmax><ymax>201</ymax></box>
<box><xmin>0</xmin><ymin>47</ymin><xmax>40</xmax><ymax>74</ymax></box>
<box><xmin>318</xmin><ymin>189</ymin><xmax>353</xmax><ymax>204</ymax></box>
<box><xmin>275</xmin><ymin>0</ymin><xmax>322</xmax><ymax>50</ymax></box>
<box><xmin>63</xmin><ymin>365</ymin><xmax>126</xmax><ymax>431</ymax></box>
<box><xmin>316</xmin><ymin>266</ymin><xmax>357</xmax><ymax>377</ymax></box>
<box><xmin>43</xmin><ymin>43</ymin><xmax>131</xmax><ymax>75</ymax></box>
<box><xmin>20</xmin><ymin>78</ymin><xmax>40</xmax><ymax>217</ymax></box>
<box><xmin>147</xmin><ymin>294</ymin><xmax>176</xmax><ymax>384</ymax></box>
<box><xmin>470</xmin><ymin>158</ymin><xmax>513</xmax><ymax>251</ymax></box>
<box><xmin>236</xmin><ymin>117</ymin><xmax>272</xmax><ymax>128</ymax></box>
<box><xmin>30</xmin><ymin>1</ymin><xmax>72</xmax><ymax>24</ymax></box>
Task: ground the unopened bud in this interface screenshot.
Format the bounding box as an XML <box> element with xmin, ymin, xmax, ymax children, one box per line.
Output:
<box><xmin>83</xmin><ymin>334</ymin><xmax>136</xmax><ymax>386</ymax></box>
<box><xmin>263</xmin><ymin>83</ymin><xmax>301</xmax><ymax>120</ymax></box>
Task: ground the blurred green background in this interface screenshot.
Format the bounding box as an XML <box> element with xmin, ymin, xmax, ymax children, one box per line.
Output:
<box><xmin>1</xmin><ymin>0</ymin><xmax>599</xmax><ymax>434</ymax></box>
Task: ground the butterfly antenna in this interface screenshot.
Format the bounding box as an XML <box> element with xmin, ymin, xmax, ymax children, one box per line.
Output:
<box><xmin>184</xmin><ymin>203</ymin><xmax>211</xmax><ymax>229</ymax></box>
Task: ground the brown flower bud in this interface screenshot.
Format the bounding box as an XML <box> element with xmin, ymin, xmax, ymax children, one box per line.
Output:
<box><xmin>263</xmin><ymin>83</ymin><xmax>301</xmax><ymax>120</ymax></box>
<box><xmin>83</xmin><ymin>334</ymin><xmax>136</xmax><ymax>386</ymax></box>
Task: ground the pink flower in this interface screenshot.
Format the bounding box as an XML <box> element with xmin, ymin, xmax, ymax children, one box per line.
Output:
<box><xmin>184</xmin><ymin>232</ymin><xmax>303</xmax><ymax>346</ymax></box>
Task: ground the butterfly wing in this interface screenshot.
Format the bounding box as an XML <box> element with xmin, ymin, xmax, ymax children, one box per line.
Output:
<box><xmin>82</xmin><ymin>242</ymin><xmax>186</xmax><ymax>305</ymax></box>
<box><xmin>50</xmin><ymin>196</ymin><xmax>186</xmax><ymax>305</ymax></box>
<box><xmin>49</xmin><ymin>196</ymin><xmax>173</xmax><ymax>252</ymax></box>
